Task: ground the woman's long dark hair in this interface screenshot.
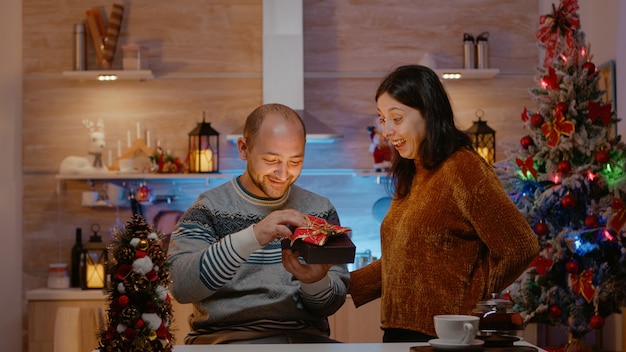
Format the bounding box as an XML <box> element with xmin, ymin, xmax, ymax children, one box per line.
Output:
<box><xmin>376</xmin><ymin>65</ymin><xmax>473</xmax><ymax>199</ymax></box>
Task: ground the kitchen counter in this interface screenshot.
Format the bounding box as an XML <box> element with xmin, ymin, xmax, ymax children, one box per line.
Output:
<box><xmin>160</xmin><ymin>341</ymin><xmax>545</xmax><ymax>352</ymax></box>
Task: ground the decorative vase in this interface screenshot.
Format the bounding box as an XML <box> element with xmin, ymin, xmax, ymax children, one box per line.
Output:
<box><xmin>563</xmin><ymin>333</ymin><xmax>593</xmax><ymax>352</ymax></box>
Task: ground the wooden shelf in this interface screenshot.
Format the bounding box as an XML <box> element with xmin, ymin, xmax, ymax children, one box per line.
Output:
<box><xmin>62</xmin><ymin>70</ymin><xmax>154</xmax><ymax>81</ymax></box>
<box><xmin>434</xmin><ymin>68</ymin><xmax>500</xmax><ymax>80</ymax></box>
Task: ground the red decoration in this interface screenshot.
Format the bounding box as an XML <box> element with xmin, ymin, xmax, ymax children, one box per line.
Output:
<box><xmin>516</xmin><ymin>156</ymin><xmax>538</xmax><ymax>179</ymax></box>
<box><xmin>562</xmin><ymin>194</ymin><xmax>576</xmax><ymax>209</ymax></box>
<box><xmin>542</xmin><ymin>110</ymin><xmax>575</xmax><ymax>147</ymax></box>
<box><xmin>530</xmin><ymin>255</ymin><xmax>554</xmax><ymax>275</ymax></box>
<box><xmin>548</xmin><ymin>304</ymin><xmax>563</xmax><ymax>318</ymax></box>
<box><xmin>582</xmin><ymin>61</ymin><xmax>596</xmax><ymax>78</ymax></box>
<box><xmin>520</xmin><ymin>135</ymin><xmax>534</xmax><ymax>149</ymax></box>
<box><xmin>595</xmin><ymin>149</ymin><xmax>610</xmax><ymax>164</ymax></box>
<box><xmin>521</xmin><ymin>107</ymin><xmax>530</xmax><ymax>123</ymax></box>
<box><xmin>530</xmin><ymin>113</ymin><xmax>545</xmax><ymax>128</ymax></box>
<box><xmin>571</xmin><ymin>269</ymin><xmax>595</xmax><ymax>303</ymax></box>
<box><xmin>534</xmin><ymin>222</ymin><xmax>549</xmax><ymax>237</ymax></box>
<box><xmin>535</xmin><ymin>0</ymin><xmax>580</xmax><ymax>68</ymax></box>
<box><xmin>541</xmin><ymin>67</ymin><xmax>560</xmax><ymax>90</ymax></box>
<box><xmin>565</xmin><ymin>260</ymin><xmax>579</xmax><ymax>274</ymax></box>
<box><xmin>557</xmin><ymin>160</ymin><xmax>572</xmax><ymax>174</ymax></box>
<box><xmin>135</xmin><ymin>184</ymin><xmax>154</xmax><ymax>204</ymax></box>
<box><xmin>290</xmin><ymin>215</ymin><xmax>351</xmax><ymax>246</ymax></box>
<box><xmin>584</xmin><ymin>215</ymin><xmax>599</xmax><ymax>228</ymax></box>
<box><xmin>590</xmin><ymin>315</ymin><xmax>605</xmax><ymax>329</ymax></box>
<box><xmin>118</xmin><ymin>295</ymin><xmax>129</xmax><ymax>307</ymax></box>
<box><xmin>588</xmin><ymin>101</ymin><xmax>612</xmax><ymax>126</ymax></box>
<box><xmin>555</xmin><ymin>102</ymin><xmax>568</xmax><ymax>114</ymax></box>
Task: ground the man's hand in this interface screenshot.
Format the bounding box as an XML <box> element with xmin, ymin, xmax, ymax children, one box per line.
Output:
<box><xmin>281</xmin><ymin>249</ymin><xmax>332</xmax><ymax>284</ymax></box>
<box><xmin>253</xmin><ymin>209</ymin><xmax>308</xmax><ymax>246</ymax></box>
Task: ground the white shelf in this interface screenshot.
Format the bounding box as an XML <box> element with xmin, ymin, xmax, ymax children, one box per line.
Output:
<box><xmin>62</xmin><ymin>70</ymin><xmax>154</xmax><ymax>81</ymax></box>
<box><xmin>434</xmin><ymin>68</ymin><xmax>500</xmax><ymax>80</ymax></box>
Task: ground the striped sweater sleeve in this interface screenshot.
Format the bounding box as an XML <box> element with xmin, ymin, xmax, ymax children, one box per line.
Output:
<box><xmin>166</xmin><ymin>210</ymin><xmax>261</xmax><ymax>303</ymax></box>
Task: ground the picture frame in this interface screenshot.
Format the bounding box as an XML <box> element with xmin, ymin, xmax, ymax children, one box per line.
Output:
<box><xmin>598</xmin><ymin>60</ymin><xmax>617</xmax><ymax>113</ymax></box>
<box><xmin>598</xmin><ymin>60</ymin><xmax>617</xmax><ymax>137</ymax></box>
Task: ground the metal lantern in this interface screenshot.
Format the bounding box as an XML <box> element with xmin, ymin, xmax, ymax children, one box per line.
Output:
<box><xmin>188</xmin><ymin>112</ymin><xmax>220</xmax><ymax>173</ymax></box>
<box><xmin>80</xmin><ymin>223</ymin><xmax>108</xmax><ymax>290</ymax></box>
<box><xmin>466</xmin><ymin>109</ymin><xmax>496</xmax><ymax>165</ymax></box>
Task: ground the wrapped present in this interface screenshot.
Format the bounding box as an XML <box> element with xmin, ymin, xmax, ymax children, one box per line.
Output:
<box><xmin>282</xmin><ymin>215</ymin><xmax>355</xmax><ymax>264</ymax></box>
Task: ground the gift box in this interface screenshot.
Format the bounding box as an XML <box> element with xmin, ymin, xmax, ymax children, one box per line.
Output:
<box><xmin>281</xmin><ymin>233</ymin><xmax>356</xmax><ymax>264</ymax></box>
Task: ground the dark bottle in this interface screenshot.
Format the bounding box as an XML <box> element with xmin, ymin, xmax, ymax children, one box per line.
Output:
<box><xmin>70</xmin><ymin>228</ymin><xmax>83</xmax><ymax>287</ymax></box>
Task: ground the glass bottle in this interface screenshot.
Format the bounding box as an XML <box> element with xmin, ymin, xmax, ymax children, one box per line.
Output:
<box><xmin>70</xmin><ymin>228</ymin><xmax>82</xmax><ymax>287</ymax></box>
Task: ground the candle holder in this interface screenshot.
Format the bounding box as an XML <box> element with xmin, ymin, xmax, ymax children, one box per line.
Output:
<box><xmin>466</xmin><ymin>109</ymin><xmax>496</xmax><ymax>165</ymax></box>
<box><xmin>80</xmin><ymin>223</ymin><xmax>108</xmax><ymax>290</ymax></box>
<box><xmin>188</xmin><ymin>111</ymin><xmax>220</xmax><ymax>173</ymax></box>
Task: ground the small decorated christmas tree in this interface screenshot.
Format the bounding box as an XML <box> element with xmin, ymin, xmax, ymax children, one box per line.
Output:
<box><xmin>96</xmin><ymin>214</ymin><xmax>175</xmax><ymax>352</ymax></box>
<box><xmin>497</xmin><ymin>0</ymin><xmax>626</xmax><ymax>340</ymax></box>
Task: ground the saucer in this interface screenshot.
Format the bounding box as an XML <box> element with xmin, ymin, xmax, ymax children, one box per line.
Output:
<box><xmin>429</xmin><ymin>339</ymin><xmax>485</xmax><ymax>350</ymax></box>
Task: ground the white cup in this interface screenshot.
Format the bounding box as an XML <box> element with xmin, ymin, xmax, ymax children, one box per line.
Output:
<box><xmin>105</xmin><ymin>183</ymin><xmax>127</xmax><ymax>206</ymax></box>
<box><xmin>81</xmin><ymin>191</ymin><xmax>99</xmax><ymax>206</ymax></box>
<box><xmin>118</xmin><ymin>158</ymin><xmax>134</xmax><ymax>173</ymax></box>
<box><xmin>434</xmin><ymin>315</ymin><xmax>479</xmax><ymax>345</ymax></box>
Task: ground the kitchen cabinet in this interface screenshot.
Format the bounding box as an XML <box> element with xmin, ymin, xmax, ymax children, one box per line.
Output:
<box><xmin>26</xmin><ymin>288</ymin><xmax>382</xmax><ymax>350</ymax></box>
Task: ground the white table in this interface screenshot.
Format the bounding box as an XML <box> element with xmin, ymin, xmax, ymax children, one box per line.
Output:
<box><xmin>169</xmin><ymin>341</ymin><xmax>544</xmax><ymax>352</ymax></box>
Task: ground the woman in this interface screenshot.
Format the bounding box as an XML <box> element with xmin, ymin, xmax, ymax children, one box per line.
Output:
<box><xmin>349</xmin><ymin>65</ymin><xmax>539</xmax><ymax>342</ymax></box>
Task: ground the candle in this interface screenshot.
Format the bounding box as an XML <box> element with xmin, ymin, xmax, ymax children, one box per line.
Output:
<box><xmin>127</xmin><ymin>131</ymin><xmax>131</xmax><ymax>147</ymax></box>
<box><xmin>136</xmin><ymin>122</ymin><xmax>141</xmax><ymax>139</ymax></box>
<box><xmin>86</xmin><ymin>263</ymin><xmax>105</xmax><ymax>288</ymax></box>
<box><xmin>190</xmin><ymin>149</ymin><xmax>214</xmax><ymax>172</ymax></box>
<box><xmin>117</xmin><ymin>140</ymin><xmax>122</xmax><ymax>157</ymax></box>
<box><xmin>108</xmin><ymin>149</ymin><xmax>112</xmax><ymax>167</ymax></box>
<box><xmin>157</xmin><ymin>140</ymin><xmax>161</xmax><ymax>148</ymax></box>
<box><xmin>146</xmin><ymin>130</ymin><xmax>151</xmax><ymax>147</ymax></box>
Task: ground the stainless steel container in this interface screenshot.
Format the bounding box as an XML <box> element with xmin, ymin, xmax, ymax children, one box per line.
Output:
<box><xmin>476</xmin><ymin>32</ymin><xmax>489</xmax><ymax>69</ymax></box>
<box><xmin>463</xmin><ymin>33</ymin><xmax>476</xmax><ymax>69</ymax></box>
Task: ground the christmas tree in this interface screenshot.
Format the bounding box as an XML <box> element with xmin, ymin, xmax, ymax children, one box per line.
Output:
<box><xmin>497</xmin><ymin>0</ymin><xmax>626</xmax><ymax>339</ymax></box>
<box><xmin>96</xmin><ymin>214</ymin><xmax>175</xmax><ymax>352</ymax></box>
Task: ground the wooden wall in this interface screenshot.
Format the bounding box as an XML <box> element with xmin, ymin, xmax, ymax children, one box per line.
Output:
<box><xmin>21</xmin><ymin>0</ymin><xmax>539</xmax><ymax>348</ymax></box>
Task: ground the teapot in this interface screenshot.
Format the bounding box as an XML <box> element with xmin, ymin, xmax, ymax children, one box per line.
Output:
<box><xmin>472</xmin><ymin>293</ymin><xmax>524</xmax><ymax>335</ymax></box>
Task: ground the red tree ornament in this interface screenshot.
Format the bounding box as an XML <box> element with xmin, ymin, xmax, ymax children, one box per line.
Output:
<box><xmin>548</xmin><ymin>304</ymin><xmax>562</xmax><ymax>318</ymax></box>
<box><xmin>565</xmin><ymin>260</ymin><xmax>579</xmax><ymax>274</ymax></box>
<box><xmin>530</xmin><ymin>113</ymin><xmax>545</xmax><ymax>128</ymax></box>
<box><xmin>562</xmin><ymin>194</ymin><xmax>576</xmax><ymax>209</ymax></box>
<box><xmin>584</xmin><ymin>214</ymin><xmax>599</xmax><ymax>228</ymax></box>
<box><xmin>557</xmin><ymin>160</ymin><xmax>572</xmax><ymax>174</ymax></box>
<box><xmin>595</xmin><ymin>149</ymin><xmax>610</xmax><ymax>164</ymax></box>
<box><xmin>582</xmin><ymin>61</ymin><xmax>596</xmax><ymax>79</ymax></box>
<box><xmin>521</xmin><ymin>135</ymin><xmax>534</xmax><ymax>149</ymax></box>
<box><xmin>555</xmin><ymin>102</ymin><xmax>569</xmax><ymax>114</ymax></box>
<box><xmin>534</xmin><ymin>222</ymin><xmax>549</xmax><ymax>237</ymax></box>
<box><xmin>590</xmin><ymin>314</ymin><xmax>605</xmax><ymax>329</ymax></box>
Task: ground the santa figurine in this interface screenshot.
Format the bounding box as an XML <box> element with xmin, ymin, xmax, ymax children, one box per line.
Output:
<box><xmin>367</xmin><ymin>125</ymin><xmax>392</xmax><ymax>172</ymax></box>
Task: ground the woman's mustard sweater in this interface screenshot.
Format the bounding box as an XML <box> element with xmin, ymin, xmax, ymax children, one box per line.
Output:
<box><xmin>349</xmin><ymin>148</ymin><xmax>539</xmax><ymax>337</ymax></box>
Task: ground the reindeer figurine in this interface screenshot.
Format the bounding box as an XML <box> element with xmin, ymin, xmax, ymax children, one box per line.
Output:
<box><xmin>58</xmin><ymin>118</ymin><xmax>108</xmax><ymax>174</ymax></box>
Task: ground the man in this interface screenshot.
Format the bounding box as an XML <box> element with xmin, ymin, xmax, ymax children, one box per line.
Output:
<box><xmin>167</xmin><ymin>103</ymin><xmax>349</xmax><ymax>344</ymax></box>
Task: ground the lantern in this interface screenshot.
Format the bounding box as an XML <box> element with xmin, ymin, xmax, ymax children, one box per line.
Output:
<box><xmin>188</xmin><ymin>111</ymin><xmax>219</xmax><ymax>173</ymax></box>
<box><xmin>466</xmin><ymin>109</ymin><xmax>496</xmax><ymax>165</ymax></box>
<box><xmin>80</xmin><ymin>223</ymin><xmax>108</xmax><ymax>290</ymax></box>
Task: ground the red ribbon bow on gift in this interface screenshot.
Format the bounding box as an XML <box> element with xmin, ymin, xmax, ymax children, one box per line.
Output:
<box><xmin>588</xmin><ymin>101</ymin><xmax>612</xmax><ymax>126</ymax></box>
<box><xmin>291</xmin><ymin>215</ymin><xmax>351</xmax><ymax>246</ymax></box>
<box><xmin>571</xmin><ymin>269</ymin><xmax>595</xmax><ymax>303</ymax></box>
<box><xmin>529</xmin><ymin>255</ymin><xmax>554</xmax><ymax>276</ymax></box>
<box><xmin>542</xmin><ymin>110</ymin><xmax>575</xmax><ymax>147</ymax></box>
<box><xmin>535</xmin><ymin>0</ymin><xmax>580</xmax><ymax>68</ymax></box>
<box><xmin>608</xmin><ymin>197</ymin><xmax>626</xmax><ymax>232</ymax></box>
<box><xmin>516</xmin><ymin>156</ymin><xmax>537</xmax><ymax>179</ymax></box>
